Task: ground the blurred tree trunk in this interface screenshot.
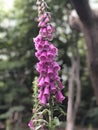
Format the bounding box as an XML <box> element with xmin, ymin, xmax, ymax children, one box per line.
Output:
<box><xmin>70</xmin><ymin>0</ymin><xmax>98</xmax><ymax>105</ymax></box>
<box><xmin>66</xmin><ymin>41</ymin><xmax>81</xmax><ymax>130</ymax></box>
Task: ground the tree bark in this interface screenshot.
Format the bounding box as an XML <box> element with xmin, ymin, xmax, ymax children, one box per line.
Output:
<box><xmin>70</xmin><ymin>0</ymin><xmax>98</xmax><ymax>105</ymax></box>
<box><xmin>66</xmin><ymin>43</ymin><xmax>81</xmax><ymax>130</ymax></box>
<box><xmin>66</xmin><ymin>59</ymin><xmax>76</xmax><ymax>130</ymax></box>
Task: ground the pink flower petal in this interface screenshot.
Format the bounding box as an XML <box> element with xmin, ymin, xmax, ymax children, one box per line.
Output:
<box><xmin>40</xmin><ymin>95</ymin><xmax>47</xmax><ymax>105</ymax></box>
<box><xmin>44</xmin><ymin>86</ymin><xmax>50</xmax><ymax>96</ymax></box>
<box><xmin>56</xmin><ymin>90</ymin><xmax>65</xmax><ymax>103</ymax></box>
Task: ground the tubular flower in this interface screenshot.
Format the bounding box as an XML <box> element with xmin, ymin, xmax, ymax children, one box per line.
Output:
<box><xmin>34</xmin><ymin>0</ymin><xmax>65</xmax><ymax>105</ymax></box>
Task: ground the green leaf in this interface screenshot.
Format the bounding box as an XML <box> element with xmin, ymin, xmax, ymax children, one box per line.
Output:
<box><xmin>53</xmin><ymin>117</ymin><xmax>60</xmax><ymax>127</ymax></box>
<box><xmin>35</xmin><ymin>125</ymin><xmax>42</xmax><ymax>130</ymax></box>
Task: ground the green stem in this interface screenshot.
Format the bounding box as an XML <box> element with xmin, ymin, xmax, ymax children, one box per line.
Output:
<box><xmin>49</xmin><ymin>98</ymin><xmax>54</xmax><ymax>130</ymax></box>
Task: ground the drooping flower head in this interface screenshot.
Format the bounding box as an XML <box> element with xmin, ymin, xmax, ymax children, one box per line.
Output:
<box><xmin>34</xmin><ymin>0</ymin><xmax>65</xmax><ymax>105</ymax></box>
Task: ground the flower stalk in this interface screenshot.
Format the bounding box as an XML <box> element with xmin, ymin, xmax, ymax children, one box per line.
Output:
<box><xmin>28</xmin><ymin>0</ymin><xmax>65</xmax><ymax>130</ymax></box>
<box><xmin>49</xmin><ymin>97</ymin><xmax>54</xmax><ymax>130</ymax></box>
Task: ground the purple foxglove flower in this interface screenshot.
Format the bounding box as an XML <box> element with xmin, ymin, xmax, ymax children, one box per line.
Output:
<box><xmin>56</xmin><ymin>90</ymin><xmax>65</xmax><ymax>103</ymax></box>
<box><xmin>44</xmin><ymin>40</ymin><xmax>49</xmax><ymax>45</ymax></box>
<box><xmin>42</xmin><ymin>62</ymin><xmax>48</xmax><ymax>69</ymax></box>
<box><xmin>38</xmin><ymin>75</ymin><xmax>42</xmax><ymax>82</ymax></box>
<box><xmin>37</xmin><ymin>64</ymin><xmax>47</xmax><ymax>75</ymax></box>
<box><xmin>37</xmin><ymin>65</ymin><xmax>46</xmax><ymax>75</ymax></box>
<box><xmin>43</xmin><ymin>44</ymin><xmax>50</xmax><ymax>51</ymax></box>
<box><xmin>43</xmin><ymin>41</ymin><xmax>49</xmax><ymax>50</ymax></box>
<box><xmin>47</xmin><ymin>34</ymin><xmax>53</xmax><ymax>41</ymax></box>
<box><xmin>43</xmin><ymin>12</ymin><xmax>47</xmax><ymax>18</ymax></box>
<box><xmin>47</xmin><ymin>25</ymin><xmax>54</xmax><ymax>34</ymax></box>
<box><xmin>47</xmin><ymin>68</ymin><xmax>53</xmax><ymax>77</ymax></box>
<box><xmin>50</xmin><ymin>82</ymin><xmax>56</xmax><ymax>93</ymax></box>
<box><xmin>40</xmin><ymin>69</ymin><xmax>47</xmax><ymax>76</ymax></box>
<box><xmin>36</xmin><ymin>66</ymin><xmax>42</xmax><ymax>72</ymax></box>
<box><xmin>44</xmin><ymin>13</ymin><xmax>51</xmax><ymax>23</ymax></box>
<box><xmin>33</xmin><ymin>35</ymin><xmax>42</xmax><ymax>44</ymax></box>
<box><xmin>38</xmin><ymin>21</ymin><xmax>46</xmax><ymax>27</ymax></box>
<box><xmin>38</xmin><ymin>89</ymin><xmax>43</xmax><ymax>99</ymax></box>
<box><xmin>47</xmin><ymin>52</ymin><xmax>54</xmax><ymax>60</ymax></box>
<box><xmin>44</xmin><ymin>76</ymin><xmax>50</xmax><ymax>85</ymax></box>
<box><xmin>39</xmin><ymin>52</ymin><xmax>47</xmax><ymax>61</ymax></box>
<box><xmin>53</xmin><ymin>62</ymin><xmax>61</xmax><ymax>71</ymax></box>
<box><xmin>44</xmin><ymin>61</ymin><xmax>51</xmax><ymax>67</ymax></box>
<box><xmin>54</xmin><ymin>75</ymin><xmax>60</xmax><ymax>81</ymax></box>
<box><xmin>36</xmin><ymin>43</ymin><xmax>43</xmax><ymax>50</ymax></box>
<box><xmin>38</xmin><ymin>14</ymin><xmax>45</xmax><ymax>22</ymax></box>
<box><xmin>28</xmin><ymin>120</ymin><xmax>34</xmax><ymax>130</ymax></box>
<box><xmin>44</xmin><ymin>86</ymin><xmax>50</xmax><ymax>96</ymax></box>
<box><xmin>58</xmin><ymin>81</ymin><xmax>64</xmax><ymax>90</ymax></box>
<box><xmin>40</xmin><ymin>95</ymin><xmax>47</xmax><ymax>105</ymax></box>
<box><xmin>35</xmin><ymin>50</ymin><xmax>42</xmax><ymax>58</ymax></box>
<box><xmin>37</xmin><ymin>62</ymin><xmax>43</xmax><ymax>69</ymax></box>
<box><xmin>44</xmin><ymin>17</ymin><xmax>50</xmax><ymax>23</ymax></box>
<box><xmin>38</xmin><ymin>77</ymin><xmax>44</xmax><ymax>87</ymax></box>
<box><xmin>50</xmin><ymin>44</ymin><xmax>58</xmax><ymax>55</ymax></box>
<box><xmin>38</xmin><ymin>12</ymin><xmax>51</xmax><ymax>23</ymax></box>
<box><xmin>39</xmin><ymin>28</ymin><xmax>47</xmax><ymax>37</ymax></box>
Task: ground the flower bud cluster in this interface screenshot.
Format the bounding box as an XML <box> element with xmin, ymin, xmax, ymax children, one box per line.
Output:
<box><xmin>33</xmin><ymin>0</ymin><xmax>65</xmax><ymax>105</ymax></box>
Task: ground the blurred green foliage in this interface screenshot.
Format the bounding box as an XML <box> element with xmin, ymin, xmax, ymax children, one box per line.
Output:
<box><xmin>0</xmin><ymin>0</ymin><xmax>98</xmax><ymax>128</ymax></box>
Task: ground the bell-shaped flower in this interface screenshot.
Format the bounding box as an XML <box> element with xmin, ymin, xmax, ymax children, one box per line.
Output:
<box><xmin>38</xmin><ymin>77</ymin><xmax>44</xmax><ymax>88</ymax></box>
<box><xmin>56</xmin><ymin>90</ymin><xmax>65</xmax><ymax>103</ymax></box>
<box><xmin>44</xmin><ymin>76</ymin><xmax>50</xmax><ymax>85</ymax></box>
<box><xmin>43</xmin><ymin>12</ymin><xmax>48</xmax><ymax>18</ymax></box>
<box><xmin>37</xmin><ymin>62</ymin><xmax>47</xmax><ymax>74</ymax></box>
<box><xmin>38</xmin><ymin>75</ymin><xmax>42</xmax><ymax>82</ymax></box>
<box><xmin>35</xmin><ymin>50</ymin><xmax>42</xmax><ymax>58</ymax></box>
<box><xmin>36</xmin><ymin>65</ymin><xmax>42</xmax><ymax>72</ymax></box>
<box><xmin>39</xmin><ymin>28</ymin><xmax>47</xmax><ymax>37</ymax></box>
<box><xmin>40</xmin><ymin>95</ymin><xmax>47</xmax><ymax>105</ymax></box>
<box><xmin>50</xmin><ymin>82</ymin><xmax>56</xmax><ymax>93</ymax></box>
<box><xmin>54</xmin><ymin>75</ymin><xmax>60</xmax><ymax>81</ymax></box>
<box><xmin>49</xmin><ymin>44</ymin><xmax>58</xmax><ymax>55</ymax></box>
<box><xmin>47</xmin><ymin>34</ymin><xmax>53</xmax><ymax>41</ymax></box>
<box><xmin>39</xmin><ymin>51</ymin><xmax>47</xmax><ymax>61</ymax></box>
<box><xmin>53</xmin><ymin>62</ymin><xmax>61</xmax><ymax>71</ymax></box>
<box><xmin>44</xmin><ymin>86</ymin><xmax>50</xmax><ymax>96</ymax></box>
<box><xmin>38</xmin><ymin>14</ymin><xmax>45</xmax><ymax>22</ymax></box>
<box><xmin>38</xmin><ymin>89</ymin><xmax>43</xmax><ymax>99</ymax></box>
<box><xmin>44</xmin><ymin>17</ymin><xmax>50</xmax><ymax>23</ymax></box>
<box><xmin>47</xmin><ymin>68</ymin><xmax>53</xmax><ymax>77</ymax></box>
<box><xmin>28</xmin><ymin>120</ymin><xmax>34</xmax><ymax>130</ymax></box>
<box><xmin>37</xmin><ymin>62</ymin><xmax>43</xmax><ymax>68</ymax></box>
<box><xmin>47</xmin><ymin>51</ymin><xmax>54</xmax><ymax>60</ymax></box>
<box><xmin>33</xmin><ymin>35</ymin><xmax>42</xmax><ymax>44</ymax></box>
<box><xmin>43</xmin><ymin>42</ymin><xmax>50</xmax><ymax>50</ymax></box>
<box><xmin>58</xmin><ymin>81</ymin><xmax>64</xmax><ymax>90</ymax></box>
<box><xmin>36</xmin><ymin>43</ymin><xmax>43</xmax><ymax>50</ymax></box>
<box><xmin>44</xmin><ymin>40</ymin><xmax>49</xmax><ymax>44</ymax></box>
<box><xmin>40</xmin><ymin>68</ymin><xmax>47</xmax><ymax>76</ymax></box>
<box><xmin>47</xmin><ymin>25</ymin><xmax>54</xmax><ymax>34</ymax></box>
<box><xmin>39</xmin><ymin>12</ymin><xmax>51</xmax><ymax>23</ymax></box>
<box><xmin>38</xmin><ymin>21</ymin><xmax>46</xmax><ymax>27</ymax></box>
